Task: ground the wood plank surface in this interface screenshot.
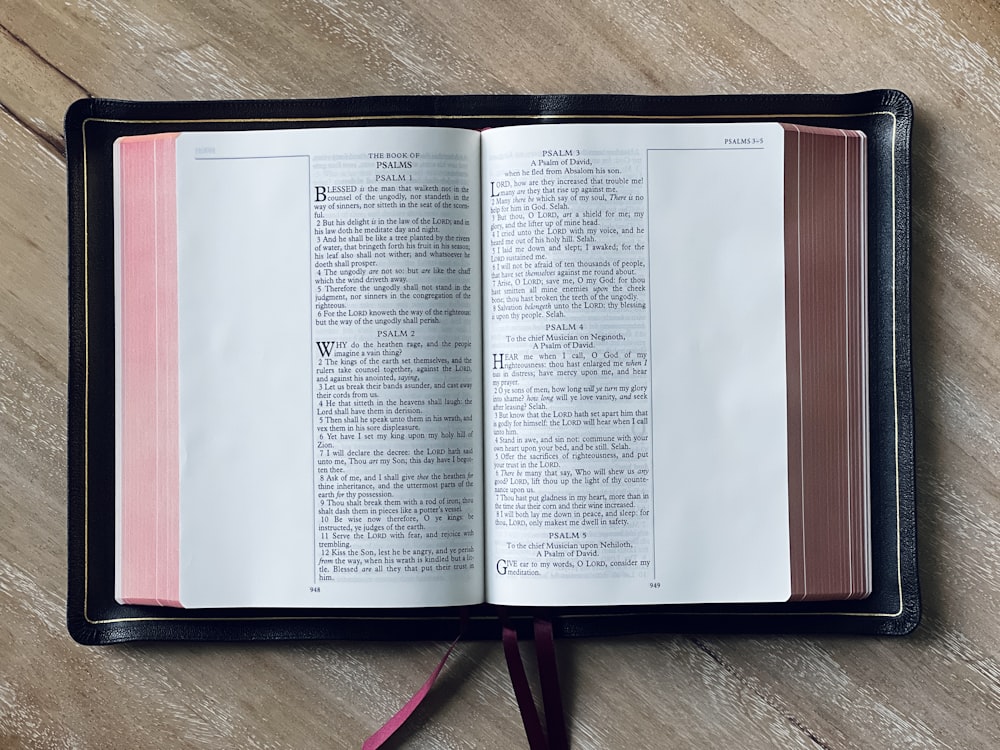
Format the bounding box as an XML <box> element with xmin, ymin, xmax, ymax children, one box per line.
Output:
<box><xmin>2</xmin><ymin>0</ymin><xmax>999</xmax><ymax>747</ymax></box>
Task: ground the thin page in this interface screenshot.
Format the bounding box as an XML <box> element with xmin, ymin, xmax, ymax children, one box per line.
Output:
<box><xmin>482</xmin><ymin>122</ymin><xmax>791</xmax><ymax>606</ymax></box>
<box><xmin>171</xmin><ymin>127</ymin><xmax>483</xmax><ymax>608</ymax></box>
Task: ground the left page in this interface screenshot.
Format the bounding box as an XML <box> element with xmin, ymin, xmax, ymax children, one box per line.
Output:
<box><xmin>115</xmin><ymin>126</ymin><xmax>483</xmax><ymax>608</ymax></box>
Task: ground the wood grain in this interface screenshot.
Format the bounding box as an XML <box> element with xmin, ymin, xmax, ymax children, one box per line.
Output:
<box><xmin>2</xmin><ymin>0</ymin><xmax>999</xmax><ymax>747</ymax></box>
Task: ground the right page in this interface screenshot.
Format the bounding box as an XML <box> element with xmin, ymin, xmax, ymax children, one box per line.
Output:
<box><xmin>481</xmin><ymin>122</ymin><xmax>868</xmax><ymax>607</ymax></box>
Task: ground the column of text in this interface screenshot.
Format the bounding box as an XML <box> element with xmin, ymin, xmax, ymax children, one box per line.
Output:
<box><xmin>311</xmin><ymin>147</ymin><xmax>479</xmax><ymax>585</ymax></box>
<box><xmin>485</xmin><ymin>138</ymin><xmax>654</xmax><ymax>581</ymax></box>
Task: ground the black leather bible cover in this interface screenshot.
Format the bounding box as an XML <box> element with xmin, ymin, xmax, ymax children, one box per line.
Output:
<box><xmin>66</xmin><ymin>91</ymin><xmax>919</xmax><ymax>644</ymax></box>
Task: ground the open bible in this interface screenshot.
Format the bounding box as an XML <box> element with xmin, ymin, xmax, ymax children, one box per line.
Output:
<box><xmin>66</xmin><ymin>92</ymin><xmax>919</xmax><ymax>643</ymax></box>
<box><xmin>113</xmin><ymin>120</ymin><xmax>871</xmax><ymax>609</ymax></box>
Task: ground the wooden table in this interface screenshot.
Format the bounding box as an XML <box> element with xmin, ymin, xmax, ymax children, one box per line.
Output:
<box><xmin>3</xmin><ymin>1</ymin><xmax>999</xmax><ymax>747</ymax></box>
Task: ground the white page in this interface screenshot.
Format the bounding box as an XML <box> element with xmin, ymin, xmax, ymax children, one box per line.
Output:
<box><xmin>481</xmin><ymin>122</ymin><xmax>791</xmax><ymax>605</ymax></box>
<box><xmin>174</xmin><ymin>127</ymin><xmax>483</xmax><ymax>608</ymax></box>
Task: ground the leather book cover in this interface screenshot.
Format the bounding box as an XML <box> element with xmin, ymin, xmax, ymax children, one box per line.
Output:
<box><xmin>66</xmin><ymin>91</ymin><xmax>918</xmax><ymax>644</ymax></box>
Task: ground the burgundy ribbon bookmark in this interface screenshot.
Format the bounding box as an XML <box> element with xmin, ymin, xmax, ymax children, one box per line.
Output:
<box><xmin>533</xmin><ymin>617</ymin><xmax>569</xmax><ymax>750</ymax></box>
<box><xmin>501</xmin><ymin>610</ymin><xmax>569</xmax><ymax>750</ymax></box>
<box><xmin>365</xmin><ymin>610</ymin><xmax>568</xmax><ymax>750</ymax></box>
<box><xmin>503</xmin><ymin>620</ymin><xmax>548</xmax><ymax>749</ymax></box>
